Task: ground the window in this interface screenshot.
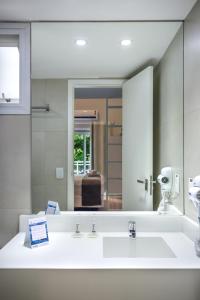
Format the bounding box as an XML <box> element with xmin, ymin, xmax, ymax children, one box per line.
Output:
<box><xmin>0</xmin><ymin>36</ymin><xmax>19</xmax><ymax>103</ymax></box>
<box><xmin>0</xmin><ymin>24</ymin><xmax>30</xmax><ymax>114</ymax></box>
<box><xmin>74</xmin><ymin>131</ymin><xmax>91</xmax><ymax>175</ymax></box>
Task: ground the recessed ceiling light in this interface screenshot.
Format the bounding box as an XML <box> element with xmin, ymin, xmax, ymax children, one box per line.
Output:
<box><xmin>121</xmin><ymin>39</ymin><xmax>132</xmax><ymax>47</ymax></box>
<box><xmin>76</xmin><ymin>39</ymin><xmax>87</xmax><ymax>46</ymax></box>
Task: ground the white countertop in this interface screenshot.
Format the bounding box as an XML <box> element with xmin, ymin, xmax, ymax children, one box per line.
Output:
<box><xmin>0</xmin><ymin>232</ymin><xmax>200</xmax><ymax>269</ymax></box>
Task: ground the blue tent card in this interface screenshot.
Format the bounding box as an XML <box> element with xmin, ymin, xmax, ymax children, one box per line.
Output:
<box><xmin>24</xmin><ymin>217</ymin><xmax>49</xmax><ymax>248</ymax></box>
<box><xmin>45</xmin><ymin>200</ymin><xmax>60</xmax><ymax>215</ymax></box>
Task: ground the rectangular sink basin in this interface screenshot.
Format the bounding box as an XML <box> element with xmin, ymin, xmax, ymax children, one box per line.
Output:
<box><xmin>103</xmin><ymin>237</ymin><xmax>176</xmax><ymax>258</ymax></box>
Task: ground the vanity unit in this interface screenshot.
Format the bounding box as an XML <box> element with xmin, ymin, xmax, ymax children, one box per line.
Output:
<box><xmin>0</xmin><ymin>213</ymin><xmax>200</xmax><ymax>300</ymax></box>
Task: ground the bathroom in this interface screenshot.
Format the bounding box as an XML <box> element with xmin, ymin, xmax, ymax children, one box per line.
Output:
<box><xmin>0</xmin><ymin>0</ymin><xmax>200</xmax><ymax>299</ymax></box>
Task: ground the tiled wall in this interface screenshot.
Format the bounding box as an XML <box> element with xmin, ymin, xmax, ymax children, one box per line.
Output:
<box><xmin>153</xmin><ymin>25</ymin><xmax>184</xmax><ymax>212</ymax></box>
<box><xmin>32</xmin><ymin>79</ymin><xmax>68</xmax><ymax>212</ymax></box>
<box><xmin>0</xmin><ymin>115</ymin><xmax>31</xmax><ymax>248</ymax></box>
<box><xmin>184</xmin><ymin>0</ymin><xmax>200</xmax><ymax>222</ymax></box>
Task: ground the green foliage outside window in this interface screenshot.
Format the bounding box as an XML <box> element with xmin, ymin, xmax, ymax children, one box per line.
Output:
<box><xmin>74</xmin><ymin>133</ymin><xmax>91</xmax><ymax>162</ymax></box>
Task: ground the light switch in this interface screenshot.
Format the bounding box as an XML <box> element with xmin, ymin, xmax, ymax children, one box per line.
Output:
<box><xmin>56</xmin><ymin>168</ymin><xmax>64</xmax><ymax>179</ymax></box>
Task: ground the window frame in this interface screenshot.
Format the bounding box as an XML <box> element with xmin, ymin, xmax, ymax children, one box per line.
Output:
<box><xmin>0</xmin><ymin>23</ymin><xmax>30</xmax><ymax>114</ymax></box>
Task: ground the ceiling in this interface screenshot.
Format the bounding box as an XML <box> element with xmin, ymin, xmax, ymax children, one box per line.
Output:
<box><xmin>0</xmin><ymin>0</ymin><xmax>197</xmax><ymax>21</ymax></box>
<box><xmin>32</xmin><ymin>22</ymin><xmax>182</xmax><ymax>79</ymax></box>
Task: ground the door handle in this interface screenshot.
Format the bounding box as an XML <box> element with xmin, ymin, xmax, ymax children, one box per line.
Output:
<box><xmin>137</xmin><ymin>179</ymin><xmax>145</xmax><ymax>184</ymax></box>
<box><xmin>137</xmin><ymin>178</ymin><xmax>148</xmax><ymax>191</ymax></box>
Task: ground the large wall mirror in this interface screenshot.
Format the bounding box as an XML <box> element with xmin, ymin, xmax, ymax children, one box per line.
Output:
<box><xmin>31</xmin><ymin>22</ymin><xmax>183</xmax><ymax>213</ymax></box>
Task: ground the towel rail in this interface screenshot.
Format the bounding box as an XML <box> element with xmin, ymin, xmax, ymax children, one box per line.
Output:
<box><xmin>32</xmin><ymin>104</ymin><xmax>50</xmax><ymax>112</ymax></box>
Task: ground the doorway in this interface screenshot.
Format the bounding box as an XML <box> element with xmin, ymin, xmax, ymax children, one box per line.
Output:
<box><xmin>73</xmin><ymin>87</ymin><xmax>123</xmax><ymax>211</ymax></box>
<box><xmin>67</xmin><ymin>79</ymin><xmax>124</xmax><ymax>210</ymax></box>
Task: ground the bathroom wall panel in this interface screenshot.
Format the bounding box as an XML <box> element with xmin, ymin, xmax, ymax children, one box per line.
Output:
<box><xmin>108</xmin><ymin>179</ymin><xmax>122</xmax><ymax>194</ymax></box>
<box><xmin>184</xmin><ymin>0</ymin><xmax>200</xmax><ymax>222</ymax></box>
<box><xmin>154</xmin><ymin>26</ymin><xmax>183</xmax><ymax>212</ymax></box>
<box><xmin>108</xmin><ymin>98</ymin><xmax>122</xmax><ymax>106</ymax></box>
<box><xmin>32</xmin><ymin>79</ymin><xmax>68</xmax><ymax>212</ymax></box>
<box><xmin>108</xmin><ymin>163</ymin><xmax>122</xmax><ymax>179</ymax></box>
<box><xmin>108</xmin><ymin>145</ymin><xmax>122</xmax><ymax>161</ymax></box>
<box><xmin>108</xmin><ymin>108</ymin><xmax>122</xmax><ymax>125</ymax></box>
<box><xmin>0</xmin><ymin>116</ymin><xmax>31</xmax><ymax>210</ymax></box>
<box><xmin>32</xmin><ymin>131</ymin><xmax>45</xmax><ymax>185</ymax></box>
<box><xmin>108</xmin><ymin>128</ymin><xmax>122</xmax><ymax>144</ymax></box>
<box><xmin>0</xmin><ymin>208</ymin><xmax>30</xmax><ymax>248</ymax></box>
<box><xmin>0</xmin><ymin>115</ymin><xmax>31</xmax><ymax>247</ymax></box>
<box><xmin>31</xmin><ymin>185</ymin><xmax>46</xmax><ymax>212</ymax></box>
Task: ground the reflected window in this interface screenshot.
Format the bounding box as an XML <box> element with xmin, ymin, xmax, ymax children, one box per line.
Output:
<box><xmin>0</xmin><ymin>35</ymin><xmax>19</xmax><ymax>103</ymax></box>
<box><xmin>74</xmin><ymin>131</ymin><xmax>91</xmax><ymax>175</ymax></box>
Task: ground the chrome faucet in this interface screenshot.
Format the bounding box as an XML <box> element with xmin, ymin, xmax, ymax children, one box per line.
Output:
<box><xmin>128</xmin><ymin>221</ymin><xmax>136</xmax><ymax>238</ymax></box>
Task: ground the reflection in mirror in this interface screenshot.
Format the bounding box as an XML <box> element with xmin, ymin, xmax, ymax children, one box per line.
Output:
<box><xmin>73</xmin><ymin>89</ymin><xmax>122</xmax><ymax>211</ymax></box>
<box><xmin>31</xmin><ymin>22</ymin><xmax>183</xmax><ymax>213</ymax></box>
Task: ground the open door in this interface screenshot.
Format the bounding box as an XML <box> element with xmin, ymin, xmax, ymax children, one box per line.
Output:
<box><xmin>122</xmin><ymin>66</ymin><xmax>153</xmax><ymax>210</ymax></box>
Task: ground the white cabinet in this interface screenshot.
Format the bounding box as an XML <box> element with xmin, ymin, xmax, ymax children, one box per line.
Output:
<box><xmin>0</xmin><ymin>23</ymin><xmax>30</xmax><ymax>114</ymax></box>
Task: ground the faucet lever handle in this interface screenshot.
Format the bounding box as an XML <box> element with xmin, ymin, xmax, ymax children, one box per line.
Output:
<box><xmin>75</xmin><ymin>223</ymin><xmax>80</xmax><ymax>234</ymax></box>
<box><xmin>92</xmin><ymin>223</ymin><xmax>96</xmax><ymax>233</ymax></box>
<box><xmin>128</xmin><ymin>221</ymin><xmax>136</xmax><ymax>238</ymax></box>
<box><xmin>128</xmin><ymin>221</ymin><xmax>136</xmax><ymax>230</ymax></box>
